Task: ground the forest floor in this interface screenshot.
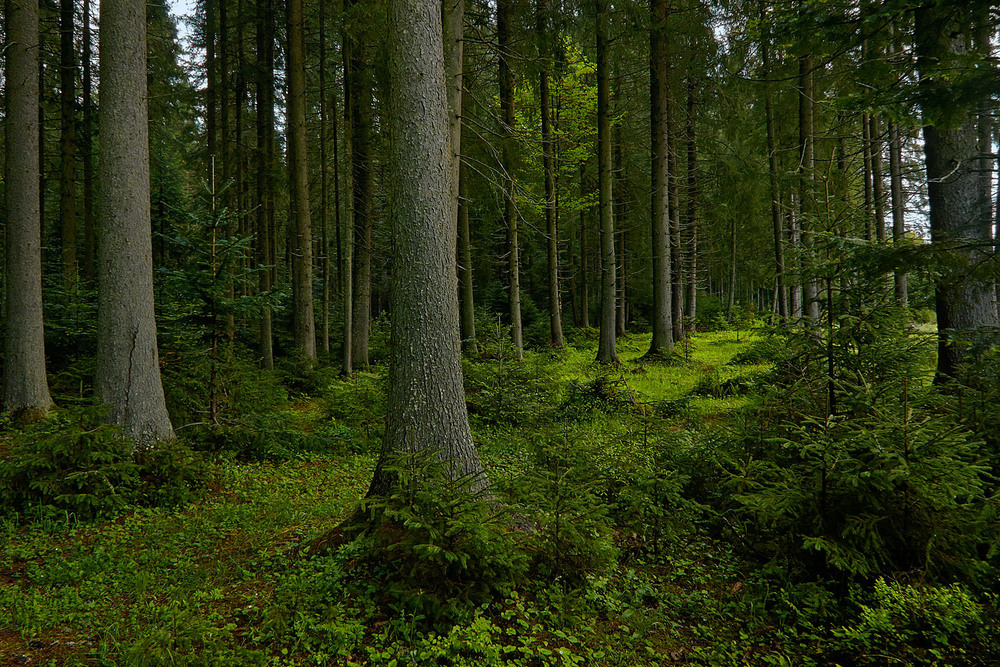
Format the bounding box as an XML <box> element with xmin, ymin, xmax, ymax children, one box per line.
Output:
<box><xmin>0</xmin><ymin>329</ymin><xmax>934</xmax><ymax>665</ymax></box>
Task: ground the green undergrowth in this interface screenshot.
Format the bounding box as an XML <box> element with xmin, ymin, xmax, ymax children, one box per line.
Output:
<box><xmin>5</xmin><ymin>324</ymin><xmax>1000</xmax><ymax>665</ymax></box>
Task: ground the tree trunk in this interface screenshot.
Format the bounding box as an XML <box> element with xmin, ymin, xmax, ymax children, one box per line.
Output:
<box><xmin>538</xmin><ymin>0</ymin><xmax>563</xmax><ymax>348</ymax></box>
<box><xmin>256</xmin><ymin>0</ymin><xmax>275</xmax><ymax>370</ymax></box>
<box><xmin>4</xmin><ymin>0</ymin><xmax>55</xmax><ymax>421</ymax></box>
<box><xmin>862</xmin><ymin>112</ymin><xmax>874</xmax><ymax>241</ymax></box>
<box><xmin>595</xmin><ymin>0</ymin><xmax>617</xmax><ymax>364</ymax></box>
<box><xmin>799</xmin><ymin>52</ymin><xmax>820</xmax><ymax>323</ymax></box>
<box><xmin>347</xmin><ymin>0</ymin><xmax>374</xmax><ymax>368</ymax></box>
<box><xmin>579</xmin><ymin>163</ymin><xmax>591</xmax><ymax>329</ymax></box>
<box><xmin>666</xmin><ymin>60</ymin><xmax>684</xmax><ymax>343</ymax></box>
<box><xmin>889</xmin><ymin>120</ymin><xmax>908</xmax><ymax>305</ymax></box>
<box><xmin>647</xmin><ymin>0</ymin><xmax>673</xmax><ymax>357</ymax></box>
<box><xmin>915</xmin><ymin>3</ymin><xmax>999</xmax><ymax>380</ymax></box>
<box><xmin>82</xmin><ymin>0</ymin><xmax>96</xmax><ymax>281</ymax></box>
<box><xmin>59</xmin><ymin>0</ymin><xmax>78</xmax><ymax>292</ymax></box>
<box><xmin>367</xmin><ymin>0</ymin><xmax>484</xmax><ymax>496</ymax></box>
<box><xmin>446</xmin><ymin>0</ymin><xmax>476</xmax><ymax>354</ymax></box>
<box><xmin>320</xmin><ymin>0</ymin><xmax>331</xmax><ymax>355</ymax></box>
<box><xmin>685</xmin><ymin>75</ymin><xmax>698</xmax><ymax>330</ymax></box>
<box><xmin>498</xmin><ymin>0</ymin><xmax>523</xmax><ymax>359</ymax></box>
<box><xmin>96</xmin><ymin>0</ymin><xmax>174</xmax><ymax>444</ymax></box>
<box><xmin>287</xmin><ymin>0</ymin><xmax>316</xmax><ymax>360</ymax></box>
<box><xmin>614</xmin><ymin>125</ymin><xmax>626</xmax><ymax>338</ymax></box>
<box><xmin>870</xmin><ymin>115</ymin><xmax>886</xmax><ymax>242</ymax></box>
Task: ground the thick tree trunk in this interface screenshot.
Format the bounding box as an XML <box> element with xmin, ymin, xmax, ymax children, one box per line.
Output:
<box><xmin>668</xmin><ymin>78</ymin><xmax>684</xmax><ymax>343</ymax></box>
<box><xmin>256</xmin><ymin>0</ymin><xmax>275</xmax><ymax>370</ymax></box>
<box><xmin>498</xmin><ymin>0</ymin><xmax>523</xmax><ymax>359</ymax></box>
<box><xmin>367</xmin><ymin>0</ymin><xmax>484</xmax><ymax>497</ymax></box>
<box><xmin>595</xmin><ymin>0</ymin><xmax>617</xmax><ymax>364</ymax></box>
<box><xmin>915</xmin><ymin>4</ymin><xmax>999</xmax><ymax>380</ymax></box>
<box><xmin>96</xmin><ymin>0</ymin><xmax>174</xmax><ymax>445</ymax></box>
<box><xmin>59</xmin><ymin>0</ymin><xmax>78</xmax><ymax>292</ymax></box>
<box><xmin>4</xmin><ymin>0</ymin><xmax>55</xmax><ymax>420</ymax></box>
<box><xmin>287</xmin><ymin>0</ymin><xmax>316</xmax><ymax>360</ymax></box>
<box><xmin>647</xmin><ymin>0</ymin><xmax>673</xmax><ymax>357</ymax></box>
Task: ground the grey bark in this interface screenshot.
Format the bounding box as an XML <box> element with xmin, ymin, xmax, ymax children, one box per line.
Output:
<box><xmin>287</xmin><ymin>0</ymin><xmax>316</xmax><ymax>360</ymax></box>
<box><xmin>685</xmin><ymin>76</ymin><xmax>698</xmax><ymax>330</ymax></box>
<box><xmin>889</xmin><ymin>121</ymin><xmax>908</xmax><ymax>305</ymax></box>
<box><xmin>4</xmin><ymin>0</ymin><xmax>55</xmax><ymax>420</ymax></box>
<box><xmin>446</xmin><ymin>0</ymin><xmax>477</xmax><ymax>354</ymax></box>
<box><xmin>346</xmin><ymin>0</ymin><xmax>374</xmax><ymax>368</ymax></box>
<box><xmin>256</xmin><ymin>0</ymin><xmax>275</xmax><ymax>370</ymax></box>
<box><xmin>498</xmin><ymin>0</ymin><xmax>523</xmax><ymax>360</ymax></box>
<box><xmin>538</xmin><ymin>0</ymin><xmax>564</xmax><ymax>348</ymax></box>
<box><xmin>59</xmin><ymin>0</ymin><xmax>78</xmax><ymax>291</ymax></box>
<box><xmin>367</xmin><ymin>0</ymin><xmax>485</xmax><ymax>496</ymax></box>
<box><xmin>96</xmin><ymin>0</ymin><xmax>174</xmax><ymax>444</ymax></box>
<box><xmin>915</xmin><ymin>3</ymin><xmax>999</xmax><ymax>380</ymax></box>
<box><xmin>595</xmin><ymin>0</ymin><xmax>617</xmax><ymax>364</ymax></box>
<box><xmin>82</xmin><ymin>0</ymin><xmax>96</xmax><ymax>281</ymax></box>
<box><xmin>870</xmin><ymin>115</ymin><xmax>887</xmax><ymax>243</ymax></box>
<box><xmin>760</xmin><ymin>0</ymin><xmax>786</xmax><ymax>318</ymax></box>
<box><xmin>647</xmin><ymin>0</ymin><xmax>673</xmax><ymax>357</ymax></box>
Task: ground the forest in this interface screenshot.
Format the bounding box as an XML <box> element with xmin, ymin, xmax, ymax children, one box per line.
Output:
<box><xmin>3</xmin><ymin>0</ymin><xmax>1000</xmax><ymax>663</ymax></box>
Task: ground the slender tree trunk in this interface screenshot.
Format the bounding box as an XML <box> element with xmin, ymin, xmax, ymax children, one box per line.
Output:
<box><xmin>342</xmin><ymin>13</ymin><xmax>355</xmax><ymax>375</ymax></box>
<box><xmin>915</xmin><ymin>4</ymin><xmax>998</xmax><ymax>380</ymax></box>
<box><xmin>595</xmin><ymin>0</ymin><xmax>617</xmax><ymax>364</ymax></box>
<box><xmin>538</xmin><ymin>0</ymin><xmax>563</xmax><ymax>347</ymax></box>
<box><xmin>614</xmin><ymin>125</ymin><xmax>626</xmax><ymax>338</ymax></box>
<box><xmin>82</xmin><ymin>0</ymin><xmax>96</xmax><ymax>281</ymax></box>
<box><xmin>256</xmin><ymin>0</ymin><xmax>275</xmax><ymax>370</ymax></box>
<box><xmin>96</xmin><ymin>0</ymin><xmax>174</xmax><ymax>445</ymax></box>
<box><xmin>206</xmin><ymin>0</ymin><xmax>218</xmax><ymax>185</ymax></box>
<box><xmin>580</xmin><ymin>163</ymin><xmax>591</xmax><ymax>328</ymax></box>
<box><xmin>347</xmin><ymin>0</ymin><xmax>373</xmax><ymax>368</ymax></box>
<box><xmin>799</xmin><ymin>52</ymin><xmax>820</xmax><ymax>323</ymax></box>
<box><xmin>59</xmin><ymin>0</ymin><xmax>78</xmax><ymax>292</ymax></box>
<box><xmin>498</xmin><ymin>0</ymin><xmax>523</xmax><ymax>359</ymax></box>
<box><xmin>668</xmin><ymin>80</ymin><xmax>684</xmax><ymax>343</ymax></box>
<box><xmin>647</xmin><ymin>0</ymin><xmax>673</xmax><ymax>357</ymax></box>
<box><xmin>446</xmin><ymin>0</ymin><xmax>476</xmax><ymax>354</ymax></box>
<box><xmin>4</xmin><ymin>0</ymin><xmax>55</xmax><ymax>420</ymax></box>
<box><xmin>862</xmin><ymin>112</ymin><xmax>874</xmax><ymax>241</ymax></box>
<box><xmin>287</xmin><ymin>0</ymin><xmax>316</xmax><ymax>359</ymax></box>
<box><xmin>870</xmin><ymin>115</ymin><xmax>887</xmax><ymax>243</ymax></box>
<box><xmin>320</xmin><ymin>1</ymin><xmax>331</xmax><ymax>355</ymax></box>
<box><xmin>889</xmin><ymin>120</ymin><xmax>908</xmax><ymax>305</ymax></box>
<box><xmin>685</xmin><ymin>76</ymin><xmax>698</xmax><ymax>330</ymax></box>
<box><xmin>367</xmin><ymin>0</ymin><xmax>484</xmax><ymax>496</ymax></box>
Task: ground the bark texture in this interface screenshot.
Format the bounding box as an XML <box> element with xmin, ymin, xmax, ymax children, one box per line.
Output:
<box><xmin>256</xmin><ymin>0</ymin><xmax>275</xmax><ymax>369</ymax></box>
<box><xmin>595</xmin><ymin>0</ymin><xmax>618</xmax><ymax>364</ymax></box>
<box><xmin>915</xmin><ymin>3</ymin><xmax>998</xmax><ymax>380</ymax></box>
<box><xmin>367</xmin><ymin>0</ymin><xmax>484</xmax><ymax>497</ymax></box>
<box><xmin>346</xmin><ymin>0</ymin><xmax>374</xmax><ymax>368</ymax></box>
<box><xmin>4</xmin><ymin>0</ymin><xmax>55</xmax><ymax>420</ymax></box>
<box><xmin>96</xmin><ymin>0</ymin><xmax>174</xmax><ymax>444</ymax></box>
<box><xmin>287</xmin><ymin>0</ymin><xmax>316</xmax><ymax>360</ymax></box>
<box><xmin>498</xmin><ymin>0</ymin><xmax>524</xmax><ymax>360</ymax></box>
<box><xmin>646</xmin><ymin>0</ymin><xmax>673</xmax><ymax>357</ymax></box>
